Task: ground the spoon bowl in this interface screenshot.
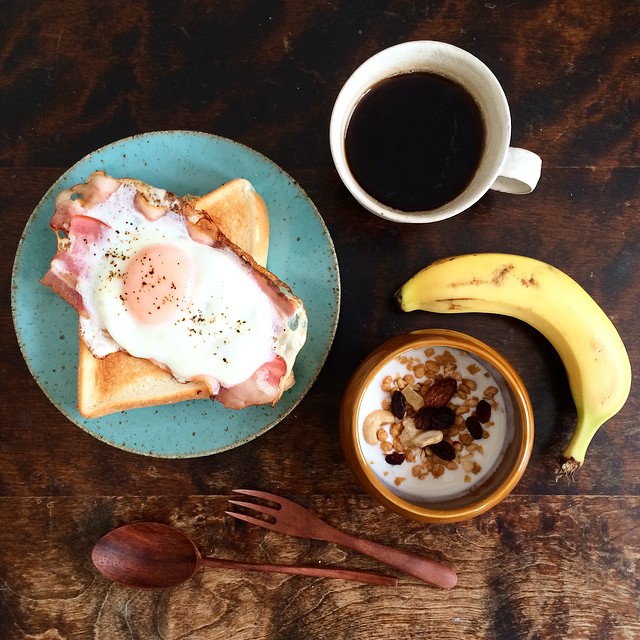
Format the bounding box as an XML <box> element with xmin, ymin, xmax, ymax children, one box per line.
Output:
<box><xmin>92</xmin><ymin>522</ymin><xmax>199</xmax><ymax>589</ymax></box>
<box><xmin>91</xmin><ymin>522</ymin><xmax>397</xmax><ymax>588</ymax></box>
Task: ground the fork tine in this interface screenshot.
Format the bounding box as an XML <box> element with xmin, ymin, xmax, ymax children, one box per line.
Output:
<box><xmin>233</xmin><ymin>488</ymin><xmax>305</xmax><ymax>511</ymax></box>
<box><xmin>232</xmin><ymin>488</ymin><xmax>282</xmax><ymax>502</ymax></box>
<box><xmin>225</xmin><ymin>510</ymin><xmax>279</xmax><ymax>531</ymax></box>
<box><xmin>227</xmin><ymin>499</ymin><xmax>280</xmax><ymax>518</ymax></box>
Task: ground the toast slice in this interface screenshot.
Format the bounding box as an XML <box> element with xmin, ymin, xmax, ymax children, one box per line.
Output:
<box><xmin>78</xmin><ymin>343</ymin><xmax>210</xmax><ymax>417</ymax></box>
<box><xmin>188</xmin><ymin>178</ymin><xmax>269</xmax><ymax>268</ymax></box>
<box><xmin>76</xmin><ymin>178</ymin><xmax>274</xmax><ymax>418</ymax></box>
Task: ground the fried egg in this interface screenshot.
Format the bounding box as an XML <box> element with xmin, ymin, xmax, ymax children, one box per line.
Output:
<box><xmin>73</xmin><ymin>182</ymin><xmax>301</xmax><ymax>395</ymax></box>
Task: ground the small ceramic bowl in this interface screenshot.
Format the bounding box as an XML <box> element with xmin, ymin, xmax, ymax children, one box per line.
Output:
<box><xmin>340</xmin><ymin>329</ymin><xmax>534</xmax><ymax>523</ymax></box>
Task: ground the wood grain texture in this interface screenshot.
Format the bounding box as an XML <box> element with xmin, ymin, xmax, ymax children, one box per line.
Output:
<box><xmin>1</xmin><ymin>0</ymin><xmax>639</xmax><ymax>638</ymax></box>
<box><xmin>0</xmin><ymin>1</ymin><xmax>638</xmax><ymax>169</ymax></box>
<box><xmin>0</xmin><ymin>496</ymin><xmax>638</xmax><ymax>639</ymax></box>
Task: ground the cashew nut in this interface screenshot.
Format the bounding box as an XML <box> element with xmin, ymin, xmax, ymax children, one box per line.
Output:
<box><xmin>410</xmin><ymin>429</ymin><xmax>444</xmax><ymax>448</ymax></box>
<box><xmin>362</xmin><ymin>409</ymin><xmax>395</xmax><ymax>445</ymax></box>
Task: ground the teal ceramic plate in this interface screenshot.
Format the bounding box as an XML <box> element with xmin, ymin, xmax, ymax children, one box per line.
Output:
<box><xmin>11</xmin><ymin>131</ymin><xmax>340</xmax><ymax>457</ymax></box>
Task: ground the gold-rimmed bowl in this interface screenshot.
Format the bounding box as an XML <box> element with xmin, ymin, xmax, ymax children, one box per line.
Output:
<box><xmin>340</xmin><ymin>329</ymin><xmax>534</xmax><ymax>523</ymax></box>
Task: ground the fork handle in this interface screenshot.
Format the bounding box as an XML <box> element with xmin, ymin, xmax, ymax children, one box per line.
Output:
<box><xmin>326</xmin><ymin>532</ymin><xmax>458</xmax><ymax>588</ymax></box>
<box><xmin>199</xmin><ymin>557</ymin><xmax>397</xmax><ymax>586</ymax></box>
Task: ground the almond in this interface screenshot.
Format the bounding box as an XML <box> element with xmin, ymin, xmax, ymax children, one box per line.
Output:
<box><xmin>422</xmin><ymin>377</ymin><xmax>458</xmax><ymax>408</ymax></box>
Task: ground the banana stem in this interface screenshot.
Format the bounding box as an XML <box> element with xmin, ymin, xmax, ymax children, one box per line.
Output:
<box><xmin>555</xmin><ymin>457</ymin><xmax>582</xmax><ymax>481</ymax></box>
<box><xmin>556</xmin><ymin>415</ymin><xmax>603</xmax><ymax>480</ymax></box>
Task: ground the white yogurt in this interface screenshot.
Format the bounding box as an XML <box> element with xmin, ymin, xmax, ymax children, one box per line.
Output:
<box><xmin>357</xmin><ymin>346</ymin><xmax>512</xmax><ymax>502</ymax></box>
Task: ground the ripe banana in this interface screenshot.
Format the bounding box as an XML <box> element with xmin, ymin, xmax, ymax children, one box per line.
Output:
<box><xmin>396</xmin><ymin>253</ymin><xmax>632</xmax><ymax>479</ymax></box>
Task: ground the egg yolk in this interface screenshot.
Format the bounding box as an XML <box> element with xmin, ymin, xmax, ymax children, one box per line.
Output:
<box><xmin>122</xmin><ymin>243</ymin><xmax>195</xmax><ymax>325</ymax></box>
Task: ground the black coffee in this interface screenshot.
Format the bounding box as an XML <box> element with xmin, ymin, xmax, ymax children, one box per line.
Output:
<box><xmin>345</xmin><ymin>72</ymin><xmax>485</xmax><ymax>212</ymax></box>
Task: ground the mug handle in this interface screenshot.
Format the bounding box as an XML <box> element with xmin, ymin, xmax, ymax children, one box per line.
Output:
<box><xmin>490</xmin><ymin>147</ymin><xmax>542</xmax><ymax>195</ymax></box>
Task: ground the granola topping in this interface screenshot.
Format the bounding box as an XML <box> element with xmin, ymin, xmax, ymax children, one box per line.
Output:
<box><xmin>359</xmin><ymin>345</ymin><xmax>510</xmax><ymax>501</ymax></box>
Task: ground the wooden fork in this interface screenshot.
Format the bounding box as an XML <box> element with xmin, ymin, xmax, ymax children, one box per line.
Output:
<box><xmin>227</xmin><ymin>489</ymin><xmax>457</xmax><ymax>589</ymax></box>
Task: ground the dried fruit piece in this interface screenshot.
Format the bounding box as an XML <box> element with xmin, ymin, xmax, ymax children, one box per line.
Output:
<box><xmin>402</xmin><ymin>385</ymin><xmax>424</xmax><ymax>411</ymax></box>
<box><xmin>429</xmin><ymin>440</ymin><xmax>456</xmax><ymax>461</ymax></box>
<box><xmin>398</xmin><ymin>417</ymin><xmax>417</xmax><ymax>448</ymax></box>
<box><xmin>423</xmin><ymin>377</ymin><xmax>458</xmax><ymax>408</ymax></box>
<box><xmin>414</xmin><ymin>406</ymin><xmax>455</xmax><ymax>431</ymax></box>
<box><xmin>476</xmin><ymin>399</ymin><xmax>492</xmax><ymax>423</ymax></box>
<box><xmin>385</xmin><ymin>452</ymin><xmax>406</xmax><ymax>465</ymax></box>
<box><xmin>465</xmin><ymin>415</ymin><xmax>483</xmax><ymax>439</ymax></box>
<box><xmin>391</xmin><ymin>390</ymin><xmax>407</xmax><ymax>419</ymax></box>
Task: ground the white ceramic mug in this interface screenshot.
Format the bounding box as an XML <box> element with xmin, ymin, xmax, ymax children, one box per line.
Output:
<box><xmin>329</xmin><ymin>41</ymin><xmax>542</xmax><ymax>223</ymax></box>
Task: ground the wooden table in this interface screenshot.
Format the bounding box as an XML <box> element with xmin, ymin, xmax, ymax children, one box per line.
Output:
<box><xmin>1</xmin><ymin>2</ymin><xmax>638</xmax><ymax>638</ymax></box>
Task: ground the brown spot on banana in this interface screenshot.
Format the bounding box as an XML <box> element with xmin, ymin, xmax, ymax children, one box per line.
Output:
<box><xmin>491</xmin><ymin>264</ymin><xmax>515</xmax><ymax>284</ymax></box>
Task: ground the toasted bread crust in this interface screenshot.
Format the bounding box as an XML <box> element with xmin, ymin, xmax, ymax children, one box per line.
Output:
<box><xmin>75</xmin><ymin>176</ymin><xmax>281</xmax><ymax>418</ymax></box>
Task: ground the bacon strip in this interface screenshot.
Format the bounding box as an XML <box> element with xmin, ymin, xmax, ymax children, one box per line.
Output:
<box><xmin>41</xmin><ymin>268</ymin><xmax>85</xmax><ymax>315</ymax></box>
<box><xmin>216</xmin><ymin>356</ymin><xmax>289</xmax><ymax>409</ymax></box>
<box><xmin>41</xmin><ymin>215</ymin><xmax>112</xmax><ymax>317</ymax></box>
<box><xmin>50</xmin><ymin>173</ymin><xmax>121</xmax><ymax>231</ymax></box>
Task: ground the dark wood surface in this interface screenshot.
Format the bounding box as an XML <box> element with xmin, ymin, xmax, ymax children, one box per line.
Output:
<box><xmin>1</xmin><ymin>2</ymin><xmax>638</xmax><ymax>638</ymax></box>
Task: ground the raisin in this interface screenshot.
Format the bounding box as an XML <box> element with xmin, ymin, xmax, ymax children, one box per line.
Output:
<box><xmin>465</xmin><ymin>415</ymin><xmax>483</xmax><ymax>439</ymax></box>
<box><xmin>429</xmin><ymin>440</ymin><xmax>456</xmax><ymax>461</ymax></box>
<box><xmin>476</xmin><ymin>399</ymin><xmax>492</xmax><ymax>423</ymax></box>
<box><xmin>390</xmin><ymin>390</ymin><xmax>407</xmax><ymax>420</ymax></box>
<box><xmin>414</xmin><ymin>406</ymin><xmax>455</xmax><ymax>431</ymax></box>
<box><xmin>385</xmin><ymin>452</ymin><xmax>406</xmax><ymax>465</ymax></box>
<box><xmin>431</xmin><ymin>407</ymin><xmax>456</xmax><ymax>430</ymax></box>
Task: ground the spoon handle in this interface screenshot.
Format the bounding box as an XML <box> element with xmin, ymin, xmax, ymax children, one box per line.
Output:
<box><xmin>199</xmin><ymin>557</ymin><xmax>397</xmax><ymax>586</ymax></box>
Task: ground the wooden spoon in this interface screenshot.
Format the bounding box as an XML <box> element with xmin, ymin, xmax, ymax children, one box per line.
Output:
<box><xmin>91</xmin><ymin>522</ymin><xmax>397</xmax><ymax>588</ymax></box>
